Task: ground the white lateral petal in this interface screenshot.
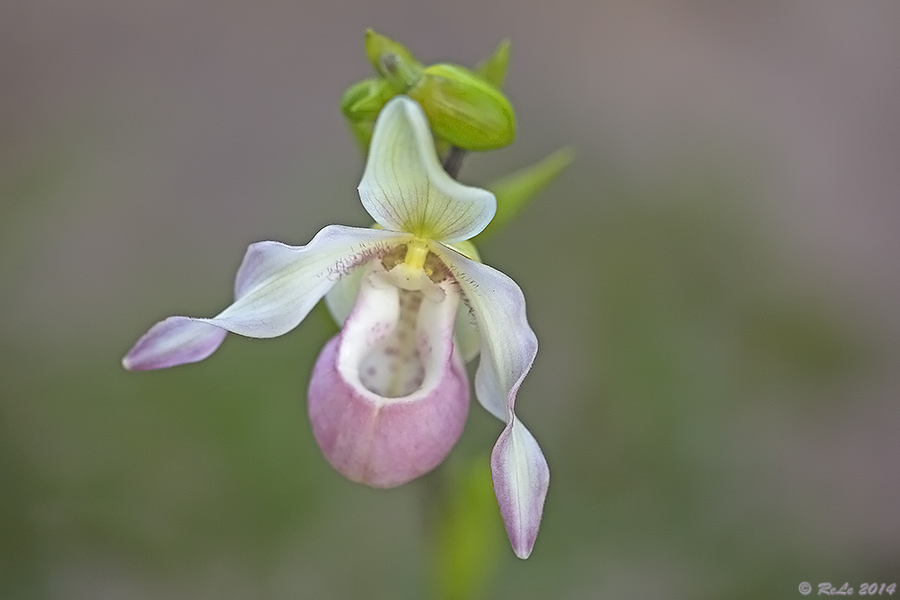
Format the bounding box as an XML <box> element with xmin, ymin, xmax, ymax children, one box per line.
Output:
<box><xmin>123</xmin><ymin>225</ymin><xmax>408</xmax><ymax>370</ymax></box>
<box><xmin>358</xmin><ymin>96</ymin><xmax>496</xmax><ymax>243</ymax></box>
<box><xmin>430</xmin><ymin>242</ymin><xmax>548</xmax><ymax>558</ymax></box>
<box><xmin>206</xmin><ymin>225</ymin><xmax>407</xmax><ymax>337</ymax></box>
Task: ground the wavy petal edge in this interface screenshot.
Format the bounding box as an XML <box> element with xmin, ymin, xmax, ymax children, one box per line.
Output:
<box><xmin>429</xmin><ymin>242</ymin><xmax>548</xmax><ymax>557</ymax></box>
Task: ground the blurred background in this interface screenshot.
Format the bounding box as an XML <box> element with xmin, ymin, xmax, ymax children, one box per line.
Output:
<box><xmin>2</xmin><ymin>0</ymin><xmax>899</xmax><ymax>598</ymax></box>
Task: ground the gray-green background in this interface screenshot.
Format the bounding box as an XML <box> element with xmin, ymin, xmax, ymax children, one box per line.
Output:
<box><xmin>2</xmin><ymin>1</ymin><xmax>899</xmax><ymax>598</ymax></box>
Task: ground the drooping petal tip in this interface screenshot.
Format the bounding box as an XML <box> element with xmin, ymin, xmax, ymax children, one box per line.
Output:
<box><xmin>491</xmin><ymin>417</ymin><xmax>550</xmax><ymax>559</ymax></box>
<box><xmin>122</xmin><ymin>316</ymin><xmax>227</xmax><ymax>371</ymax></box>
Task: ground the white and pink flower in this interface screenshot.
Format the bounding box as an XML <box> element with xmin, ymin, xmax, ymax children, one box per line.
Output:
<box><xmin>123</xmin><ymin>96</ymin><xmax>549</xmax><ymax>558</ymax></box>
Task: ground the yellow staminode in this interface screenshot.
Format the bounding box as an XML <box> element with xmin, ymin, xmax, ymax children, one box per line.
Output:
<box><xmin>404</xmin><ymin>239</ymin><xmax>430</xmax><ymax>272</ymax></box>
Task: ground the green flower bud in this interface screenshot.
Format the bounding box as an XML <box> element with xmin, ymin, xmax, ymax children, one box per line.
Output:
<box><xmin>408</xmin><ymin>63</ymin><xmax>516</xmax><ymax>151</ymax></box>
<box><xmin>365</xmin><ymin>29</ymin><xmax>423</xmax><ymax>92</ymax></box>
<box><xmin>341</xmin><ymin>77</ymin><xmax>395</xmax><ymax>121</ymax></box>
<box><xmin>475</xmin><ymin>39</ymin><xmax>511</xmax><ymax>90</ymax></box>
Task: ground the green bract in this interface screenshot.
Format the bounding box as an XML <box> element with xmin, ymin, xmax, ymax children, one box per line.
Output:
<box><xmin>476</xmin><ymin>147</ymin><xmax>575</xmax><ymax>241</ymax></box>
<box><xmin>475</xmin><ymin>38</ymin><xmax>511</xmax><ymax>90</ymax></box>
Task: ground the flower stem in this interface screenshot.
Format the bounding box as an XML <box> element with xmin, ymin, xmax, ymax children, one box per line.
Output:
<box><xmin>442</xmin><ymin>146</ymin><xmax>467</xmax><ymax>179</ymax></box>
<box><xmin>423</xmin><ymin>455</ymin><xmax>505</xmax><ymax>600</ymax></box>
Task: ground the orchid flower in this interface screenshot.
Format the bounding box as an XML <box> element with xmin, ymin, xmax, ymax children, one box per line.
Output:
<box><xmin>122</xmin><ymin>96</ymin><xmax>549</xmax><ymax>558</ymax></box>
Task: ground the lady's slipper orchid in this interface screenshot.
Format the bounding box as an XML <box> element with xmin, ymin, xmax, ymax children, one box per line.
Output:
<box><xmin>123</xmin><ymin>96</ymin><xmax>549</xmax><ymax>558</ymax></box>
